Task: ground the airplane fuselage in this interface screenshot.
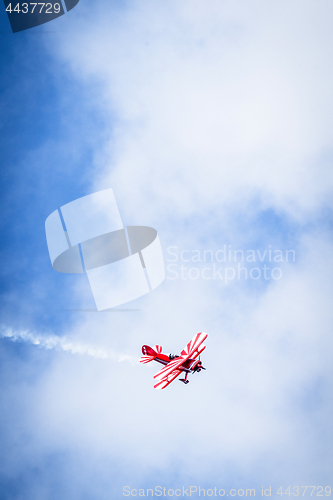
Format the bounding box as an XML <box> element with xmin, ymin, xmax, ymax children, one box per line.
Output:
<box><xmin>153</xmin><ymin>353</ymin><xmax>204</xmax><ymax>373</ymax></box>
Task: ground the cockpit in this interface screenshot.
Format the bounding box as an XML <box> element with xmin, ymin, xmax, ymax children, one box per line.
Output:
<box><xmin>168</xmin><ymin>353</ymin><xmax>179</xmax><ymax>360</ymax></box>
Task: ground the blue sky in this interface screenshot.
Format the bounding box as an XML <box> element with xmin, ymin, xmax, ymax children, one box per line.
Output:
<box><xmin>1</xmin><ymin>1</ymin><xmax>333</xmax><ymax>499</ymax></box>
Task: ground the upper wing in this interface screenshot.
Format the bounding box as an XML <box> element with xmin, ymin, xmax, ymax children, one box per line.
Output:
<box><xmin>189</xmin><ymin>343</ymin><xmax>206</xmax><ymax>360</ymax></box>
<box><xmin>180</xmin><ymin>332</ymin><xmax>207</xmax><ymax>357</ymax></box>
<box><xmin>154</xmin><ymin>368</ymin><xmax>182</xmax><ymax>390</ymax></box>
<box><xmin>153</xmin><ymin>332</ymin><xmax>208</xmax><ymax>381</ymax></box>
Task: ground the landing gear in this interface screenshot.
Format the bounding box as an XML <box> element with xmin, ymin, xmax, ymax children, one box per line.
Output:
<box><xmin>179</xmin><ymin>372</ymin><xmax>189</xmax><ymax>384</ymax></box>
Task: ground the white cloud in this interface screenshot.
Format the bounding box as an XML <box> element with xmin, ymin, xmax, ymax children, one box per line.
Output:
<box><xmin>4</xmin><ymin>230</ymin><xmax>330</xmax><ymax>488</ymax></box>
<box><xmin>51</xmin><ymin>0</ymin><xmax>333</xmax><ymax>223</ymax></box>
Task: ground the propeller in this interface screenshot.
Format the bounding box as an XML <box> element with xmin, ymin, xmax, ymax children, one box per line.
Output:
<box><xmin>198</xmin><ymin>356</ymin><xmax>206</xmax><ymax>370</ymax></box>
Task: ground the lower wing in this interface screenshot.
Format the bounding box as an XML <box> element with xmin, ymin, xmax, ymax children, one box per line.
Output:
<box><xmin>153</xmin><ymin>355</ymin><xmax>190</xmax><ymax>381</ymax></box>
<box><xmin>154</xmin><ymin>368</ymin><xmax>182</xmax><ymax>389</ymax></box>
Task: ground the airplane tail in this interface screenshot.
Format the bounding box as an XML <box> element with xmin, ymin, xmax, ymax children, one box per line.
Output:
<box><xmin>140</xmin><ymin>345</ymin><xmax>162</xmax><ymax>363</ymax></box>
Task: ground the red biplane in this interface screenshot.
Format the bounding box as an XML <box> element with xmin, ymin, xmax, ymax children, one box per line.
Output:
<box><xmin>140</xmin><ymin>332</ymin><xmax>207</xmax><ymax>389</ymax></box>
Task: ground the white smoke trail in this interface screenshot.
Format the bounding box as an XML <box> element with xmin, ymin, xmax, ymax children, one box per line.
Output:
<box><xmin>1</xmin><ymin>327</ymin><xmax>138</xmax><ymax>364</ymax></box>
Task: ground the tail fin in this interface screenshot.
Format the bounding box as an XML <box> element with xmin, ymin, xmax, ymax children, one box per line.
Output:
<box><xmin>140</xmin><ymin>345</ymin><xmax>162</xmax><ymax>363</ymax></box>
